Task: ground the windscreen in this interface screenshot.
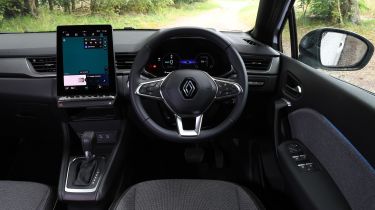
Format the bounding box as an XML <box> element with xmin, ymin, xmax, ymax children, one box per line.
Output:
<box><xmin>0</xmin><ymin>0</ymin><xmax>259</xmax><ymax>32</ymax></box>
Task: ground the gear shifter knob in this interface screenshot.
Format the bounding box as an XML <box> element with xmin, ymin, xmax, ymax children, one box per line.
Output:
<box><xmin>81</xmin><ymin>131</ymin><xmax>96</xmax><ymax>160</ymax></box>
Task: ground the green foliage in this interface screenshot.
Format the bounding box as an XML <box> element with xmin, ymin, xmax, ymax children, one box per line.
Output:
<box><xmin>299</xmin><ymin>0</ymin><xmax>365</xmax><ymax>24</ymax></box>
<box><xmin>0</xmin><ymin>0</ymin><xmax>208</xmax><ymax>19</ymax></box>
<box><xmin>0</xmin><ymin>0</ymin><xmax>216</xmax><ymax>32</ymax></box>
<box><xmin>359</xmin><ymin>0</ymin><xmax>369</xmax><ymax>12</ymax></box>
<box><xmin>119</xmin><ymin>0</ymin><xmax>174</xmax><ymax>14</ymax></box>
<box><xmin>298</xmin><ymin>0</ymin><xmax>311</xmax><ymax>17</ymax></box>
<box><xmin>0</xmin><ymin>0</ymin><xmax>23</xmax><ymax>18</ymax></box>
<box><xmin>309</xmin><ymin>0</ymin><xmax>338</xmax><ymax>20</ymax></box>
<box><xmin>174</xmin><ymin>0</ymin><xmax>206</xmax><ymax>4</ymax></box>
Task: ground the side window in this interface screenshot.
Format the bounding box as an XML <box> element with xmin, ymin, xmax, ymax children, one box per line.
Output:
<box><xmin>281</xmin><ymin>20</ymin><xmax>292</xmax><ymax>57</ymax></box>
<box><xmin>293</xmin><ymin>1</ymin><xmax>375</xmax><ymax>93</ymax></box>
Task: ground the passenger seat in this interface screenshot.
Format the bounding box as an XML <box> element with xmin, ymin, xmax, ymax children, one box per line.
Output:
<box><xmin>0</xmin><ymin>181</ymin><xmax>54</xmax><ymax>210</ymax></box>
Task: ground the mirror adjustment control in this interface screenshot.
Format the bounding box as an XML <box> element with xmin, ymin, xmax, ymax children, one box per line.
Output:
<box><xmin>288</xmin><ymin>142</ymin><xmax>319</xmax><ymax>172</ymax></box>
<box><xmin>288</xmin><ymin>143</ymin><xmax>302</xmax><ymax>154</ymax></box>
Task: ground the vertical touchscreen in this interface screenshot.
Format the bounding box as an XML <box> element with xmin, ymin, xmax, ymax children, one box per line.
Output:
<box><xmin>57</xmin><ymin>25</ymin><xmax>115</xmax><ymax>96</ymax></box>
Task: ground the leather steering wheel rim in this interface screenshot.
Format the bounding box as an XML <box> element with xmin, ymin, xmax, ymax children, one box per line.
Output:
<box><xmin>129</xmin><ymin>27</ymin><xmax>248</xmax><ymax>142</ymax></box>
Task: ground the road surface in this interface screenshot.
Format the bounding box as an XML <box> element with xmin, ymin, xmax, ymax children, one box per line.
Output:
<box><xmin>163</xmin><ymin>0</ymin><xmax>254</xmax><ymax>31</ymax></box>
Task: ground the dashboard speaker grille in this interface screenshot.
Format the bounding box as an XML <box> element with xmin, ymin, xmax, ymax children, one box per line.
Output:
<box><xmin>115</xmin><ymin>53</ymin><xmax>136</xmax><ymax>70</ymax></box>
<box><xmin>28</xmin><ymin>56</ymin><xmax>56</xmax><ymax>73</ymax></box>
<box><xmin>242</xmin><ymin>56</ymin><xmax>272</xmax><ymax>71</ymax></box>
<box><xmin>243</xmin><ymin>39</ymin><xmax>257</xmax><ymax>46</ymax></box>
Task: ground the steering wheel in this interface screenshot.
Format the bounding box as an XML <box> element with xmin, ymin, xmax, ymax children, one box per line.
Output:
<box><xmin>129</xmin><ymin>27</ymin><xmax>248</xmax><ymax>142</ymax></box>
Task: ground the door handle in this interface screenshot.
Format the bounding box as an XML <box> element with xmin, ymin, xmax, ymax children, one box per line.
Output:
<box><xmin>286</xmin><ymin>84</ymin><xmax>302</xmax><ymax>95</ymax></box>
<box><xmin>284</xmin><ymin>73</ymin><xmax>303</xmax><ymax>99</ymax></box>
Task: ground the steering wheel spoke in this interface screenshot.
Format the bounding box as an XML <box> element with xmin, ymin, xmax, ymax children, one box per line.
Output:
<box><xmin>176</xmin><ymin>114</ymin><xmax>203</xmax><ymax>137</ymax></box>
<box><xmin>135</xmin><ymin>78</ymin><xmax>165</xmax><ymax>100</ymax></box>
<box><xmin>213</xmin><ymin>78</ymin><xmax>243</xmax><ymax>99</ymax></box>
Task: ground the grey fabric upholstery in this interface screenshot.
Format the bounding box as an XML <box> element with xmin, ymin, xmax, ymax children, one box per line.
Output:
<box><xmin>289</xmin><ymin>108</ymin><xmax>375</xmax><ymax>210</ymax></box>
<box><xmin>112</xmin><ymin>179</ymin><xmax>263</xmax><ymax>210</ymax></box>
<box><xmin>0</xmin><ymin>181</ymin><xmax>54</xmax><ymax>210</ymax></box>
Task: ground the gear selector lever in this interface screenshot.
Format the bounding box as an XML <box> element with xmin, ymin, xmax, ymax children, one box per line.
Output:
<box><xmin>81</xmin><ymin>131</ymin><xmax>96</xmax><ymax>160</ymax></box>
<box><xmin>70</xmin><ymin>131</ymin><xmax>98</xmax><ymax>186</ymax></box>
<box><xmin>65</xmin><ymin>131</ymin><xmax>106</xmax><ymax>189</ymax></box>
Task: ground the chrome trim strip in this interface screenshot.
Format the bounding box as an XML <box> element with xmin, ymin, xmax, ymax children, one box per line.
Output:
<box><xmin>58</xmin><ymin>95</ymin><xmax>115</xmax><ymax>102</ymax></box>
<box><xmin>64</xmin><ymin>157</ymin><xmax>103</xmax><ymax>193</ymax></box>
<box><xmin>281</xmin><ymin>98</ymin><xmax>292</xmax><ymax>107</ymax></box>
<box><xmin>176</xmin><ymin>114</ymin><xmax>203</xmax><ymax>137</ymax></box>
<box><xmin>296</xmin><ymin>85</ymin><xmax>302</xmax><ymax>94</ymax></box>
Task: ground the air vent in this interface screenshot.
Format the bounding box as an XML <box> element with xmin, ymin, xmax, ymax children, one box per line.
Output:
<box><xmin>242</xmin><ymin>56</ymin><xmax>272</xmax><ymax>71</ymax></box>
<box><xmin>28</xmin><ymin>56</ymin><xmax>56</xmax><ymax>73</ymax></box>
<box><xmin>115</xmin><ymin>53</ymin><xmax>136</xmax><ymax>70</ymax></box>
<box><xmin>243</xmin><ymin>39</ymin><xmax>257</xmax><ymax>46</ymax></box>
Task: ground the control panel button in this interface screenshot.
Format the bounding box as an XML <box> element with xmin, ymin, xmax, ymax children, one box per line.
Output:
<box><xmin>215</xmin><ymin>80</ymin><xmax>241</xmax><ymax>99</ymax></box>
<box><xmin>96</xmin><ymin>131</ymin><xmax>117</xmax><ymax>144</ymax></box>
<box><xmin>287</xmin><ymin>142</ymin><xmax>319</xmax><ymax>172</ymax></box>
<box><xmin>305</xmin><ymin>162</ymin><xmax>316</xmax><ymax>172</ymax></box>
<box><xmin>292</xmin><ymin>154</ymin><xmax>307</xmax><ymax>161</ymax></box>
<box><xmin>288</xmin><ymin>143</ymin><xmax>302</xmax><ymax>154</ymax></box>
<box><xmin>297</xmin><ymin>163</ymin><xmax>306</xmax><ymax>170</ymax></box>
<box><xmin>137</xmin><ymin>80</ymin><xmax>163</xmax><ymax>99</ymax></box>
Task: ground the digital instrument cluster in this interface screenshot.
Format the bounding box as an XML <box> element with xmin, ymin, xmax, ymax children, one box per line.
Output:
<box><xmin>145</xmin><ymin>38</ymin><xmax>231</xmax><ymax>77</ymax></box>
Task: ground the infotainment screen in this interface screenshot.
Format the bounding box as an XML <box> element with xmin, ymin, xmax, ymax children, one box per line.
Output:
<box><xmin>57</xmin><ymin>25</ymin><xmax>115</xmax><ymax>97</ymax></box>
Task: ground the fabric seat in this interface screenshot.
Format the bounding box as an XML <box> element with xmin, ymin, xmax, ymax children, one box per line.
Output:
<box><xmin>0</xmin><ymin>181</ymin><xmax>54</xmax><ymax>210</ymax></box>
<box><xmin>112</xmin><ymin>179</ymin><xmax>264</xmax><ymax>210</ymax></box>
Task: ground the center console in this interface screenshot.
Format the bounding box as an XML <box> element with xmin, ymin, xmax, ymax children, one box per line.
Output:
<box><xmin>64</xmin><ymin>131</ymin><xmax>106</xmax><ymax>193</ymax></box>
<box><xmin>55</xmin><ymin>25</ymin><xmax>126</xmax><ymax>209</ymax></box>
<box><xmin>58</xmin><ymin>115</ymin><xmax>126</xmax><ymax>206</ymax></box>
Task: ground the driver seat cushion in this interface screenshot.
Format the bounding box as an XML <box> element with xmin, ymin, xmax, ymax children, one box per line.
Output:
<box><xmin>111</xmin><ymin>179</ymin><xmax>264</xmax><ymax>210</ymax></box>
<box><xmin>0</xmin><ymin>181</ymin><xmax>54</xmax><ymax>210</ymax></box>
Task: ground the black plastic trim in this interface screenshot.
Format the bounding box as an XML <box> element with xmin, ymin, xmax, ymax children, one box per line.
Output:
<box><xmin>278</xmin><ymin>141</ymin><xmax>350</xmax><ymax>210</ymax></box>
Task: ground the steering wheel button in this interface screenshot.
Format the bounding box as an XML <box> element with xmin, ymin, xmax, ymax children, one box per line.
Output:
<box><xmin>139</xmin><ymin>87</ymin><xmax>147</xmax><ymax>94</ymax></box>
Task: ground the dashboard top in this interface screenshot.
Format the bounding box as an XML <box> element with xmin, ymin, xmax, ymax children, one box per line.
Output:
<box><xmin>0</xmin><ymin>30</ymin><xmax>279</xmax><ymax>58</ymax></box>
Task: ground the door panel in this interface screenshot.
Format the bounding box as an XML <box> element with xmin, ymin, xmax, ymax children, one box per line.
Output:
<box><xmin>288</xmin><ymin>108</ymin><xmax>375</xmax><ymax>210</ymax></box>
<box><xmin>278</xmin><ymin>55</ymin><xmax>375</xmax><ymax>167</ymax></box>
<box><xmin>277</xmin><ymin>55</ymin><xmax>375</xmax><ymax>210</ymax></box>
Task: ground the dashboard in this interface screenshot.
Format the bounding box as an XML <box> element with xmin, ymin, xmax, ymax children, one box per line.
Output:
<box><xmin>0</xmin><ymin>29</ymin><xmax>280</xmax><ymax>136</ymax></box>
<box><xmin>0</xmin><ymin>30</ymin><xmax>280</xmax><ymax>102</ymax></box>
<box><xmin>145</xmin><ymin>38</ymin><xmax>231</xmax><ymax>77</ymax></box>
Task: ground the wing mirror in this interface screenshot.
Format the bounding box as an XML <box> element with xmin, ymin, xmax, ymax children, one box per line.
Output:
<box><xmin>299</xmin><ymin>28</ymin><xmax>374</xmax><ymax>71</ymax></box>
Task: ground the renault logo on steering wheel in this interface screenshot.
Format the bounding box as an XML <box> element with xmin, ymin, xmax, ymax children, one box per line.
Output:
<box><xmin>180</xmin><ymin>78</ymin><xmax>197</xmax><ymax>99</ymax></box>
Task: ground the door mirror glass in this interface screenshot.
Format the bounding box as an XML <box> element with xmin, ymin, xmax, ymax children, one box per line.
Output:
<box><xmin>320</xmin><ymin>32</ymin><xmax>368</xmax><ymax>68</ymax></box>
<box><xmin>299</xmin><ymin>28</ymin><xmax>374</xmax><ymax>71</ymax></box>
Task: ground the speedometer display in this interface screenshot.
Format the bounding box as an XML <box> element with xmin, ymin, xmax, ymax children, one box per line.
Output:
<box><xmin>162</xmin><ymin>53</ymin><xmax>180</xmax><ymax>71</ymax></box>
<box><xmin>145</xmin><ymin>38</ymin><xmax>230</xmax><ymax>77</ymax></box>
<box><xmin>195</xmin><ymin>53</ymin><xmax>214</xmax><ymax>71</ymax></box>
